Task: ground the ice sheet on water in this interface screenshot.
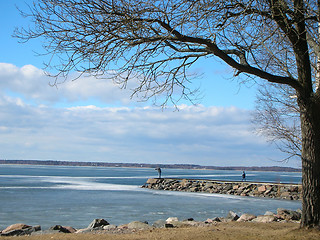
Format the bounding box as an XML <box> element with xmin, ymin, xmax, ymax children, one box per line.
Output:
<box><xmin>0</xmin><ymin>175</ymin><xmax>141</xmax><ymax>191</ymax></box>
<box><xmin>40</xmin><ymin>176</ymin><xmax>141</xmax><ymax>191</ymax></box>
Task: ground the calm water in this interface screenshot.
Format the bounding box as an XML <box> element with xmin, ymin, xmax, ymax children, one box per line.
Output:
<box><xmin>0</xmin><ymin>164</ymin><xmax>301</xmax><ymax>229</ymax></box>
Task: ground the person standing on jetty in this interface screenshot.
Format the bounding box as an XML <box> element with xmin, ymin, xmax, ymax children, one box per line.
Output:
<box><xmin>242</xmin><ymin>171</ymin><xmax>246</xmax><ymax>181</ymax></box>
<box><xmin>155</xmin><ymin>167</ymin><xmax>162</xmax><ymax>179</ymax></box>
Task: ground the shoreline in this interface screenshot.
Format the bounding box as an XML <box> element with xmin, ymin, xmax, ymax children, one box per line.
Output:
<box><xmin>0</xmin><ymin>208</ymin><xmax>303</xmax><ymax>237</ymax></box>
<box><xmin>2</xmin><ymin>222</ymin><xmax>320</xmax><ymax>240</ymax></box>
<box><xmin>0</xmin><ymin>160</ymin><xmax>302</xmax><ymax>172</ymax></box>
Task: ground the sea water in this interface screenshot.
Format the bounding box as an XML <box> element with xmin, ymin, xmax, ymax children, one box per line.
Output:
<box><xmin>0</xmin><ymin>164</ymin><xmax>302</xmax><ymax>229</ymax></box>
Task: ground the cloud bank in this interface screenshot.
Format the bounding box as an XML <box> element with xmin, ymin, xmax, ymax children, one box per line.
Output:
<box><xmin>0</xmin><ymin>63</ymin><xmax>294</xmax><ymax>167</ymax></box>
<box><xmin>0</xmin><ymin>63</ymin><xmax>135</xmax><ymax>105</ymax></box>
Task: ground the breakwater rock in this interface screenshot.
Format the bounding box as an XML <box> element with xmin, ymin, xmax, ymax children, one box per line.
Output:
<box><xmin>142</xmin><ymin>178</ymin><xmax>302</xmax><ymax>201</ymax></box>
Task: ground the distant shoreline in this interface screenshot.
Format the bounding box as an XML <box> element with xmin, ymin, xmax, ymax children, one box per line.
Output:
<box><xmin>0</xmin><ymin>159</ymin><xmax>301</xmax><ymax>172</ymax></box>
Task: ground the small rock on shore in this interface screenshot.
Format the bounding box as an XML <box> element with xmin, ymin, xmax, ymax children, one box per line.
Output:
<box><xmin>1</xmin><ymin>208</ymin><xmax>302</xmax><ymax>236</ymax></box>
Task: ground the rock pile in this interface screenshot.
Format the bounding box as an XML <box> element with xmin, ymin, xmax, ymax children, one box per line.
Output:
<box><xmin>221</xmin><ymin>208</ymin><xmax>301</xmax><ymax>223</ymax></box>
<box><xmin>142</xmin><ymin>178</ymin><xmax>302</xmax><ymax>200</ymax></box>
<box><xmin>0</xmin><ymin>208</ymin><xmax>301</xmax><ymax>236</ymax></box>
<box><xmin>0</xmin><ymin>224</ymin><xmax>41</xmax><ymax>236</ymax></box>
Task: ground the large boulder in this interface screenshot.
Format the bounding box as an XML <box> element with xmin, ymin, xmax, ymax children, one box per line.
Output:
<box><xmin>63</xmin><ymin>226</ymin><xmax>77</xmax><ymax>233</ymax></box>
<box><xmin>1</xmin><ymin>223</ymin><xmax>31</xmax><ymax>234</ymax></box>
<box><xmin>252</xmin><ymin>215</ymin><xmax>276</xmax><ymax>223</ymax></box>
<box><xmin>237</xmin><ymin>213</ymin><xmax>256</xmax><ymax>222</ymax></box>
<box><xmin>226</xmin><ymin>211</ymin><xmax>239</xmax><ymax>221</ymax></box>
<box><xmin>280</xmin><ymin>192</ymin><xmax>292</xmax><ymax>199</ymax></box>
<box><xmin>166</xmin><ymin>217</ymin><xmax>179</xmax><ymax>223</ymax></box>
<box><xmin>258</xmin><ymin>185</ymin><xmax>267</xmax><ymax>193</ymax></box>
<box><xmin>152</xmin><ymin>220</ymin><xmax>167</xmax><ymax>228</ymax></box>
<box><xmin>205</xmin><ymin>218</ymin><xmax>214</xmax><ymax>224</ymax></box>
<box><xmin>146</xmin><ymin>178</ymin><xmax>159</xmax><ymax>184</ymax></box>
<box><xmin>211</xmin><ymin>217</ymin><xmax>222</xmax><ymax>222</ymax></box>
<box><xmin>87</xmin><ymin>219</ymin><xmax>109</xmax><ymax>229</ymax></box>
<box><xmin>180</xmin><ymin>179</ymin><xmax>189</xmax><ymax>187</ymax></box>
<box><xmin>1</xmin><ymin>224</ymin><xmax>40</xmax><ymax>236</ymax></box>
<box><xmin>204</xmin><ymin>182</ymin><xmax>215</xmax><ymax>190</ymax></box>
<box><xmin>264</xmin><ymin>211</ymin><xmax>275</xmax><ymax>216</ymax></box>
<box><xmin>277</xmin><ymin>208</ymin><xmax>301</xmax><ymax>221</ymax></box>
<box><xmin>75</xmin><ymin>228</ymin><xmax>93</xmax><ymax>234</ymax></box>
<box><xmin>127</xmin><ymin>221</ymin><xmax>152</xmax><ymax>230</ymax></box>
<box><xmin>232</xmin><ymin>185</ymin><xmax>240</xmax><ymax>190</ymax></box>
<box><xmin>49</xmin><ymin>225</ymin><xmax>72</xmax><ymax>233</ymax></box>
<box><xmin>103</xmin><ymin>224</ymin><xmax>117</xmax><ymax>230</ymax></box>
<box><xmin>1</xmin><ymin>229</ymin><xmax>27</xmax><ymax>236</ymax></box>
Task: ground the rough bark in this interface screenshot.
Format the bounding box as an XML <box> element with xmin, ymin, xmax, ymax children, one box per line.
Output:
<box><xmin>299</xmin><ymin>95</ymin><xmax>320</xmax><ymax>228</ymax></box>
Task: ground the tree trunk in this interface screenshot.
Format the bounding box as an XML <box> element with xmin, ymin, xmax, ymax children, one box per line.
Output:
<box><xmin>299</xmin><ymin>96</ymin><xmax>320</xmax><ymax>228</ymax></box>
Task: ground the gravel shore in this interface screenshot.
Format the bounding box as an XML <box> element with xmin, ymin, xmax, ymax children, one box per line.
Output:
<box><xmin>0</xmin><ymin>208</ymin><xmax>306</xmax><ymax>238</ymax></box>
<box><xmin>1</xmin><ymin>222</ymin><xmax>320</xmax><ymax>240</ymax></box>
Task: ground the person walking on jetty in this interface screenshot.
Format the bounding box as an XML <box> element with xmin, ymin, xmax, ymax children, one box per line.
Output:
<box><xmin>155</xmin><ymin>167</ymin><xmax>162</xmax><ymax>179</ymax></box>
<box><xmin>242</xmin><ymin>171</ymin><xmax>246</xmax><ymax>181</ymax></box>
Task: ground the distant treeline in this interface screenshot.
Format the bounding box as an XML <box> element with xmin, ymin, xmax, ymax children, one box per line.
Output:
<box><xmin>0</xmin><ymin>159</ymin><xmax>301</xmax><ymax>172</ymax></box>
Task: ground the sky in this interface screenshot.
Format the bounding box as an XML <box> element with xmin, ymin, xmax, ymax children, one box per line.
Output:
<box><xmin>0</xmin><ymin>0</ymin><xmax>300</xmax><ymax>168</ymax></box>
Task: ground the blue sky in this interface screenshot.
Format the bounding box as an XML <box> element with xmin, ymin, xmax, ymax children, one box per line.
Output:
<box><xmin>0</xmin><ymin>0</ymin><xmax>300</xmax><ymax>167</ymax></box>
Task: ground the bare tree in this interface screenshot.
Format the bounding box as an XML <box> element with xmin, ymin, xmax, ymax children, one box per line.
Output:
<box><xmin>15</xmin><ymin>0</ymin><xmax>320</xmax><ymax>228</ymax></box>
<box><xmin>252</xmin><ymin>83</ymin><xmax>302</xmax><ymax>161</ymax></box>
<box><xmin>253</xmin><ymin>2</ymin><xmax>320</xmax><ymax>161</ymax></box>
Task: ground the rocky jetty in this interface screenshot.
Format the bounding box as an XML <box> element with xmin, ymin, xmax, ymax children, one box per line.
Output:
<box><xmin>0</xmin><ymin>208</ymin><xmax>301</xmax><ymax>236</ymax></box>
<box><xmin>142</xmin><ymin>178</ymin><xmax>302</xmax><ymax>200</ymax></box>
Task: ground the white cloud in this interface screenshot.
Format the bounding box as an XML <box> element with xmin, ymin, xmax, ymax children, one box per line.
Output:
<box><xmin>0</xmin><ymin>63</ymin><xmax>136</xmax><ymax>105</ymax></box>
<box><xmin>0</xmin><ymin>63</ymin><xmax>298</xmax><ymax>167</ymax></box>
<box><xmin>0</xmin><ymin>94</ymin><xmax>294</xmax><ymax>166</ymax></box>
